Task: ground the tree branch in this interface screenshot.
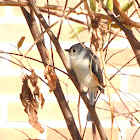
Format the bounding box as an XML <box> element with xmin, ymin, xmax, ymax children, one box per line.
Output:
<box><xmin>113</xmin><ymin>0</ymin><xmax>140</xmax><ymax>28</ymax></box>
<box><xmin>101</xmin><ymin>1</ymin><xmax>140</xmax><ymax>66</ymax></box>
<box><xmin>27</xmin><ymin>0</ymin><xmax>108</xmax><ymax>139</ymax></box>
<box><xmin>40</xmin><ymin>9</ymin><xmax>87</xmax><ymax>25</ymax></box>
<box><xmin>19</xmin><ymin>2</ymin><xmax>81</xmax><ymax>139</ymax></box>
<box><xmin>0</xmin><ymin>1</ymin><xmax>140</xmax><ymax>28</ymax></box>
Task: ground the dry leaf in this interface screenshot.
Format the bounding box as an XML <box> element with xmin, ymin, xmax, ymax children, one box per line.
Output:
<box><xmin>30</xmin><ymin>69</ymin><xmax>38</xmax><ymax>87</ymax></box>
<box><xmin>28</xmin><ymin>108</ymin><xmax>44</xmax><ymax>133</ymax></box>
<box><xmin>44</xmin><ymin>65</ymin><xmax>57</xmax><ymax>92</ymax></box>
<box><xmin>17</xmin><ymin>36</ymin><xmax>25</xmax><ymax>48</ymax></box>
<box><xmin>40</xmin><ymin>93</ymin><xmax>45</xmax><ymax>109</ymax></box>
<box><xmin>20</xmin><ymin>76</ymin><xmax>34</xmax><ymax>114</ymax></box>
<box><xmin>20</xmin><ymin>75</ymin><xmax>45</xmax><ymax>133</ymax></box>
<box><xmin>33</xmin><ymin>86</ymin><xmax>40</xmax><ymax>97</ymax></box>
<box><xmin>33</xmin><ymin>86</ymin><xmax>45</xmax><ymax>109</ymax></box>
<box><xmin>48</xmin><ymin>73</ymin><xmax>57</xmax><ymax>92</ymax></box>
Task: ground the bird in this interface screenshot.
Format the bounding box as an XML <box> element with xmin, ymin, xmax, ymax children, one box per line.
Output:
<box><xmin>65</xmin><ymin>42</ymin><xmax>104</xmax><ymax>122</ymax></box>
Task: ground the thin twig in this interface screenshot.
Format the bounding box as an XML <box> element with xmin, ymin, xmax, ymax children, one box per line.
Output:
<box><xmin>18</xmin><ymin>0</ymin><xmax>108</xmax><ymax>139</ymax></box>
<box><xmin>114</xmin><ymin>119</ymin><xmax>125</xmax><ymax>140</ymax></box>
<box><xmin>131</xmin><ymin>127</ymin><xmax>140</xmax><ymax>140</ymax></box>
<box><xmin>132</xmin><ymin>0</ymin><xmax>140</xmax><ymax>18</ymax></box>
<box><xmin>109</xmin><ymin>54</ymin><xmax>140</xmax><ymax>81</ymax></box>
<box><xmin>82</xmin><ymin>121</ymin><xmax>88</xmax><ymax>140</ymax></box>
<box><xmin>113</xmin><ymin>0</ymin><xmax>140</xmax><ymax>28</ymax></box>
<box><xmin>40</xmin><ymin>9</ymin><xmax>87</xmax><ymax>25</ymax></box>
<box><xmin>43</xmin><ymin>125</ymin><xmax>71</xmax><ymax>140</ymax></box>
<box><xmin>135</xmin><ymin>0</ymin><xmax>140</xmax><ymax>8</ymax></box>
<box><xmin>14</xmin><ymin>129</ymin><xmax>31</xmax><ymax>139</ymax></box>
<box><xmin>105</xmin><ymin>47</ymin><xmax>128</xmax><ymax>63</ymax></box>
<box><xmin>110</xmin><ymin>80</ymin><xmax>140</xmax><ymax>124</ymax></box>
<box><xmin>1</xmin><ymin>1</ymin><xmax>140</xmax><ymax>28</ymax></box>
<box><xmin>57</xmin><ymin>0</ymin><xmax>68</xmax><ymax>39</ymax></box>
<box><xmin>107</xmin><ymin>85</ymin><xmax>140</xmax><ymax>105</ymax></box>
<box><xmin>0</xmin><ymin>51</ymin><xmax>68</xmax><ymax>75</ymax></box>
<box><xmin>77</xmin><ymin>95</ymin><xmax>82</xmax><ymax>137</ymax></box>
<box><xmin>27</xmin><ymin>0</ymin><xmax>82</xmax><ymax>139</ymax></box>
<box><xmin>103</xmin><ymin>30</ymin><xmax>123</xmax><ymax>52</ymax></box>
<box><xmin>0</xmin><ymin>55</ymin><xmax>48</xmax><ymax>85</ymax></box>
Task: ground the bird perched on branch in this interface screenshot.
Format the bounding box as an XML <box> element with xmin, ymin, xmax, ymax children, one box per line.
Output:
<box><xmin>65</xmin><ymin>42</ymin><xmax>104</xmax><ymax>122</ymax></box>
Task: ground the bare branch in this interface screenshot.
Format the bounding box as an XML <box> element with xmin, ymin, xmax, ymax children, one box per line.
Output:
<box><xmin>0</xmin><ymin>55</ymin><xmax>47</xmax><ymax>85</ymax></box>
<box><xmin>1</xmin><ymin>1</ymin><xmax>140</xmax><ymax>28</ymax></box>
<box><xmin>131</xmin><ymin>127</ymin><xmax>140</xmax><ymax>140</ymax></box>
<box><xmin>22</xmin><ymin>0</ymin><xmax>82</xmax><ymax>139</ymax></box>
<box><xmin>101</xmin><ymin>1</ymin><xmax>140</xmax><ymax>66</ymax></box>
<box><xmin>113</xmin><ymin>0</ymin><xmax>140</xmax><ymax>28</ymax></box>
<box><xmin>0</xmin><ymin>51</ymin><xmax>68</xmax><ymax>75</ymax></box>
<box><xmin>27</xmin><ymin>0</ymin><xmax>108</xmax><ymax>139</ymax></box>
<box><xmin>109</xmin><ymin>54</ymin><xmax>140</xmax><ymax>81</ymax></box>
<box><xmin>43</xmin><ymin>125</ymin><xmax>71</xmax><ymax>140</ymax></box>
<box><xmin>40</xmin><ymin>9</ymin><xmax>87</xmax><ymax>25</ymax></box>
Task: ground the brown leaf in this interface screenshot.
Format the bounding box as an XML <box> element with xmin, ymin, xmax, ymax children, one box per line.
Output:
<box><xmin>31</xmin><ymin>97</ymin><xmax>39</xmax><ymax>114</ymax></box>
<box><xmin>20</xmin><ymin>75</ymin><xmax>45</xmax><ymax>133</ymax></box>
<box><xmin>17</xmin><ymin>36</ymin><xmax>25</xmax><ymax>48</ymax></box>
<box><xmin>40</xmin><ymin>93</ymin><xmax>45</xmax><ymax>109</ymax></box>
<box><xmin>48</xmin><ymin>73</ymin><xmax>57</xmax><ymax>92</ymax></box>
<box><xmin>30</xmin><ymin>69</ymin><xmax>38</xmax><ymax>87</ymax></box>
<box><xmin>20</xmin><ymin>76</ymin><xmax>34</xmax><ymax>114</ymax></box>
<box><xmin>33</xmin><ymin>85</ymin><xmax>40</xmax><ymax>97</ymax></box>
<box><xmin>28</xmin><ymin>108</ymin><xmax>44</xmax><ymax>133</ymax></box>
<box><xmin>33</xmin><ymin>86</ymin><xmax>45</xmax><ymax>109</ymax></box>
<box><xmin>44</xmin><ymin>66</ymin><xmax>57</xmax><ymax>92</ymax></box>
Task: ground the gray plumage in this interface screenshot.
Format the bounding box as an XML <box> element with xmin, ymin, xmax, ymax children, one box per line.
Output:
<box><xmin>65</xmin><ymin>42</ymin><xmax>104</xmax><ymax>122</ymax></box>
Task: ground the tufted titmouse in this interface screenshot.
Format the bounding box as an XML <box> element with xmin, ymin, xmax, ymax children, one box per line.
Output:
<box><xmin>65</xmin><ymin>42</ymin><xmax>104</xmax><ymax>122</ymax></box>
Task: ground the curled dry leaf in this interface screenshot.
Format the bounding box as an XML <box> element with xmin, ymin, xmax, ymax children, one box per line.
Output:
<box><xmin>40</xmin><ymin>93</ymin><xmax>45</xmax><ymax>109</ymax></box>
<box><xmin>30</xmin><ymin>69</ymin><xmax>45</xmax><ymax>109</ymax></box>
<box><xmin>20</xmin><ymin>74</ymin><xmax>45</xmax><ymax>133</ymax></box>
<box><xmin>91</xmin><ymin>19</ymin><xmax>107</xmax><ymax>51</ymax></box>
<box><xmin>30</xmin><ymin>69</ymin><xmax>38</xmax><ymax>87</ymax></box>
<box><xmin>33</xmin><ymin>86</ymin><xmax>45</xmax><ymax>109</ymax></box>
<box><xmin>44</xmin><ymin>65</ymin><xmax>57</xmax><ymax>92</ymax></box>
<box><xmin>20</xmin><ymin>76</ymin><xmax>36</xmax><ymax>114</ymax></box>
<box><xmin>29</xmin><ymin>108</ymin><xmax>44</xmax><ymax>133</ymax></box>
<box><xmin>33</xmin><ymin>85</ymin><xmax>40</xmax><ymax>97</ymax></box>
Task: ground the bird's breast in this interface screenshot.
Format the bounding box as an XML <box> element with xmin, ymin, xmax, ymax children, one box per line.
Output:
<box><xmin>71</xmin><ymin>58</ymin><xmax>98</xmax><ymax>89</ymax></box>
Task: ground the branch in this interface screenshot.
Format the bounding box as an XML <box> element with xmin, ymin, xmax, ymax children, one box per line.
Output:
<box><xmin>109</xmin><ymin>54</ymin><xmax>140</xmax><ymax>81</ymax></box>
<box><xmin>43</xmin><ymin>125</ymin><xmax>71</xmax><ymax>140</ymax></box>
<box><xmin>18</xmin><ymin>2</ymin><xmax>81</xmax><ymax>139</ymax></box>
<box><xmin>113</xmin><ymin>0</ymin><xmax>140</xmax><ymax>28</ymax></box>
<box><xmin>27</xmin><ymin>0</ymin><xmax>108</xmax><ymax>139</ymax></box>
<box><xmin>0</xmin><ymin>51</ymin><xmax>68</xmax><ymax>75</ymax></box>
<box><xmin>0</xmin><ymin>1</ymin><xmax>110</xmax><ymax>20</ymax></box>
<box><xmin>0</xmin><ymin>55</ymin><xmax>47</xmax><ymax>85</ymax></box>
<box><xmin>1</xmin><ymin>1</ymin><xmax>140</xmax><ymax>28</ymax></box>
<box><xmin>40</xmin><ymin>9</ymin><xmax>87</xmax><ymax>26</ymax></box>
<box><xmin>101</xmin><ymin>1</ymin><xmax>140</xmax><ymax>66</ymax></box>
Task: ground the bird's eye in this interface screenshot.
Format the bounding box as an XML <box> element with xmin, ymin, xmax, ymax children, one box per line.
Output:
<box><xmin>73</xmin><ymin>49</ymin><xmax>76</xmax><ymax>53</ymax></box>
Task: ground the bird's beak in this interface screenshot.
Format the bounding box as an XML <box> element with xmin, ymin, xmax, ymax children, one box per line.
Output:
<box><xmin>65</xmin><ymin>49</ymin><xmax>70</xmax><ymax>52</ymax></box>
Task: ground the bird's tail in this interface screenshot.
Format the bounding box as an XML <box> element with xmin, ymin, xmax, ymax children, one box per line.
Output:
<box><xmin>86</xmin><ymin>89</ymin><xmax>95</xmax><ymax>122</ymax></box>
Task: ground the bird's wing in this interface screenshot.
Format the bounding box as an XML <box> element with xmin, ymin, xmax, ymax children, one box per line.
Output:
<box><xmin>92</xmin><ymin>55</ymin><xmax>104</xmax><ymax>86</ymax></box>
<box><xmin>87</xmin><ymin>49</ymin><xmax>104</xmax><ymax>86</ymax></box>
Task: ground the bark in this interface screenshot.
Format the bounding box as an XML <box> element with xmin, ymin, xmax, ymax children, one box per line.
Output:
<box><xmin>19</xmin><ymin>3</ymin><xmax>81</xmax><ymax>140</ymax></box>
<box><xmin>26</xmin><ymin>0</ymin><xmax>108</xmax><ymax>139</ymax></box>
<box><xmin>102</xmin><ymin>2</ymin><xmax>140</xmax><ymax>66</ymax></box>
